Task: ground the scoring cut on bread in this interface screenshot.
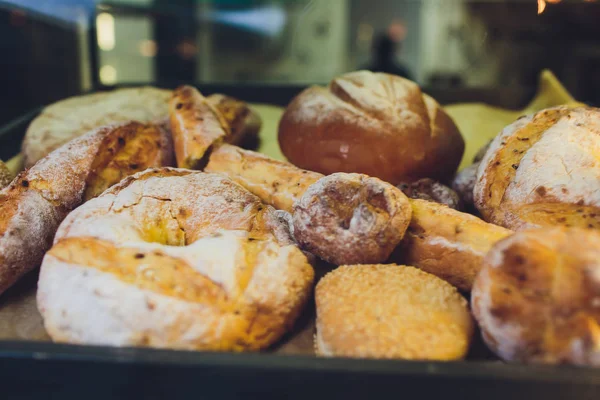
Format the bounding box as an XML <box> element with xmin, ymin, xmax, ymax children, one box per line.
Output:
<box><xmin>38</xmin><ymin>169</ymin><xmax>314</xmax><ymax>351</ymax></box>
<box><xmin>472</xmin><ymin>227</ymin><xmax>600</xmax><ymax>366</ymax></box>
<box><xmin>474</xmin><ymin>106</ymin><xmax>600</xmax><ymax>231</ymax></box>
<box><xmin>0</xmin><ymin>121</ymin><xmax>173</xmax><ymax>295</ymax></box>
<box><xmin>315</xmin><ymin>264</ymin><xmax>473</xmax><ymax>360</ymax></box>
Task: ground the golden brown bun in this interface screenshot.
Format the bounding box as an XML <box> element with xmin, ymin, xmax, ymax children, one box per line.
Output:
<box><xmin>38</xmin><ymin>169</ymin><xmax>314</xmax><ymax>351</ymax></box>
<box><xmin>315</xmin><ymin>264</ymin><xmax>473</xmax><ymax>360</ymax></box>
<box><xmin>391</xmin><ymin>199</ymin><xmax>512</xmax><ymax>292</ymax></box>
<box><xmin>0</xmin><ymin>122</ymin><xmax>173</xmax><ymax>295</ymax></box>
<box><xmin>169</xmin><ymin>86</ymin><xmax>230</xmax><ymax>169</ymax></box>
<box><xmin>474</xmin><ymin>106</ymin><xmax>600</xmax><ymax>230</ymax></box>
<box><xmin>0</xmin><ymin>161</ymin><xmax>13</xmax><ymax>189</ymax></box>
<box><xmin>278</xmin><ymin>70</ymin><xmax>465</xmax><ymax>185</ymax></box>
<box><xmin>472</xmin><ymin>227</ymin><xmax>600</xmax><ymax>366</ymax></box>
<box><xmin>22</xmin><ymin>87</ymin><xmax>171</xmax><ymax>167</ymax></box>
<box><xmin>207</xmin><ymin>94</ymin><xmax>262</xmax><ymax>149</ymax></box>
<box><xmin>293</xmin><ymin>173</ymin><xmax>412</xmax><ymax>265</ymax></box>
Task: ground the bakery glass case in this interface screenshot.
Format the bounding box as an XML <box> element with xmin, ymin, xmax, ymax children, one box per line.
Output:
<box><xmin>1</xmin><ymin>1</ymin><xmax>600</xmax><ymax>399</ymax></box>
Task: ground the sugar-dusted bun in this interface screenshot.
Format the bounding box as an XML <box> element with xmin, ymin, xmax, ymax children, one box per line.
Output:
<box><xmin>474</xmin><ymin>106</ymin><xmax>600</xmax><ymax>230</ymax></box>
<box><xmin>315</xmin><ymin>264</ymin><xmax>473</xmax><ymax>360</ymax></box>
<box><xmin>472</xmin><ymin>227</ymin><xmax>600</xmax><ymax>366</ymax></box>
<box><xmin>38</xmin><ymin>169</ymin><xmax>314</xmax><ymax>351</ymax></box>
<box><xmin>293</xmin><ymin>173</ymin><xmax>412</xmax><ymax>266</ymax></box>
<box><xmin>278</xmin><ymin>70</ymin><xmax>464</xmax><ymax>185</ymax></box>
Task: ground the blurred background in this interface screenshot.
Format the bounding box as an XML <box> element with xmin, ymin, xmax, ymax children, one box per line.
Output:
<box><xmin>1</xmin><ymin>0</ymin><xmax>599</xmax><ymax>126</ymax></box>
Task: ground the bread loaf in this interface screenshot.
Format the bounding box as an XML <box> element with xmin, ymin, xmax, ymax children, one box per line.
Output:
<box><xmin>0</xmin><ymin>122</ymin><xmax>173</xmax><ymax>294</ymax></box>
<box><xmin>278</xmin><ymin>70</ymin><xmax>465</xmax><ymax>184</ymax></box>
<box><xmin>474</xmin><ymin>106</ymin><xmax>600</xmax><ymax>230</ymax></box>
<box><xmin>38</xmin><ymin>169</ymin><xmax>314</xmax><ymax>351</ymax></box>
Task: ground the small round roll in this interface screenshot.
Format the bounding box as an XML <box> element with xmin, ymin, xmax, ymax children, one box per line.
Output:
<box><xmin>293</xmin><ymin>173</ymin><xmax>412</xmax><ymax>266</ymax></box>
<box><xmin>315</xmin><ymin>264</ymin><xmax>474</xmax><ymax>360</ymax></box>
<box><xmin>472</xmin><ymin>227</ymin><xmax>600</xmax><ymax>366</ymax></box>
<box><xmin>278</xmin><ymin>70</ymin><xmax>464</xmax><ymax>185</ymax></box>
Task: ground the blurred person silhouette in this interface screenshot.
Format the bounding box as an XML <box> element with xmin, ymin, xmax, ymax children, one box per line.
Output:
<box><xmin>363</xmin><ymin>21</ymin><xmax>413</xmax><ymax>81</ymax></box>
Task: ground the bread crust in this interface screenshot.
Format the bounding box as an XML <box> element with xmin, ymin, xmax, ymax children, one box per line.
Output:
<box><xmin>278</xmin><ymin>71</ymin><xmax>464</xmax><ymax>184</ymax></box>
<box><xmin>205</xmin><ymin>144</ymin><xmax>323</xmax><ymax>213</ymax></box>
<box><xmin>207</xmin><ymin>94</ymin><xmax>262</xmax><ymax>149</ymax></box>
<box><xmin>315</xmin><ymin>264</ymin><xmax>473</xmax><ymax>360</ymax></box>
<box><xmin>0</xmin><ymin>122</ymin><xmax>173</xmax><ymax>295</ymax></box>
<box><xmin>23</xmin><ymin>87</ymin><xmax>172</xmax><ymax>167</ymax></box>
<box><xmin>472</xmin><ymin>227</ymin><xmax>600</xmax><ymax>365</ymax></box>
<box><xmin>474</xmin><ymin>106</ymin><xmax>600</xmax><ymax>230</ymax></box>
<box><xmin>391</xmin><ymin>199</ymin><xmax>512</xmax><ymax>291</ymax></box>
<box><xmin>38</xmin><ymin>169</ymin><xmax>314</xmax><ymax>351</ymax></box>
<box><xmin>293</xmin><ymin>173</ymin><xmax>411</xmax><ymax>265</ymax></box>
<box><xmin>169</xmin><ymin>86</ymin><xmax>230</xmax><ymax>169</ymax></box>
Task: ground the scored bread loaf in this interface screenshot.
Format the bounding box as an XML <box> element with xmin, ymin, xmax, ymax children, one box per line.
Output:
<box><xmin>0</xmin><ymin>121</ymin><xmax>173</xmax><ymax>295</ymax></box>
<box><xmin>278</xmin><ymin>70</ymin><xmax>465</xmax><ymax>185</ymax></box>
<box><xmin>38</xmin><ymin>169</ymin><xmax>314</xmax><ymax>351</ymax></box>
<box><xmin>474</xmin><ymin>106</ymin><xmax>600</xmax><ymax>230</ymax></box>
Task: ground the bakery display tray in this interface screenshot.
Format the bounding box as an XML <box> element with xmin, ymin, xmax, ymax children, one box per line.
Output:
<box><xmin>0</xmin><ymin>84</ymin><xmax>599</xmax><ymax>400</ymax></box>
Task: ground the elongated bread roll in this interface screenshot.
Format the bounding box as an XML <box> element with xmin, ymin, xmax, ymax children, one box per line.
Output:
<box><xmin>0</xmin><ymin>122</ymin><xmax>173</xmax><ymax>295</ymax></box>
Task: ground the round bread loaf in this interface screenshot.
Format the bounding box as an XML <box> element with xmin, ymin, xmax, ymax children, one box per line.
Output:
<box><xmin>315</xmin><ymin>264</ymin><xmax>473</xmax><ymax>360</ymax></box>
<box><xmin>472</xmin><ymin>227</ymin><xmax>600</xmax><ymax>366</ymax></box>
<box><xmin>23</xmin><ymin>87</ymin><xmax>172</xmax><ymax>167</ymax></box>
<box><xmin>474</xmin><ymin>106</ymin><xmax>600</xmax><ymax>231</ymax></box>
<box><xmin>37</xmin><ymin>169</ymin><xmax>314</xmax><ymax>351</ymax></box>
<box><xmin>278</xmin><ymin>70</ymin><xmax>464</xmax><ymax>185</ymax></box>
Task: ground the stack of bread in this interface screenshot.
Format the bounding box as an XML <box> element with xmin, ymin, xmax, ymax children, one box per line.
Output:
<box><xmin>2</xmin><ymin>70</ymin><xmax>600</xmax><ymax>366</ymax></box>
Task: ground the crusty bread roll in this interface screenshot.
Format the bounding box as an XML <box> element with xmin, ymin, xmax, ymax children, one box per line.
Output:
<box><xmin>315</xmin><ymin>264</ymin><xmax>473</xmax><ymax>360</ymax></box>
<box><xmin>0</xmin><ymin>122</ymin><xmax>173</xmax><ymax>295</ymax></box>
<box><xmin>472</xmin><ymin>227</ymin><xmax>600</xmax><ymax>366</ymax></box>
<box><xmin>206</xmin><ymin>145</ymin><xmax>510</xmax><ymax>290</ymax></box>
<box><xmin>278</xmin><ymin>70</ymin><xmax>465</xmax><ymax>185</ymax></box>
<box><xmin>293</xmin><ymin>173</ymin><xmax>411</xmax><ymax>266</ymax></box>
<box><xmin>23</xmin><ymin>87</ymin><xmax>172</xmax><ymax>167</ymax></box>
<box><xmin>0</xmin><ymin>161</ymin><xmax>13</xmax><ymax>189</ymax></box>
<box><xmin>474</xmin><ymin>106</ymin><xmax>600</xmax><ymax>230</ymax></box>
<box><xmin>207</xmin><ymin>93</ymin><xmax>262</xmax><ymax>149</ymax></box>
<box><xmin>391</xmin><ymin>199</ymin><xmax>512</xmax><ymax>292</ymax></box>
<box><xmin>169</xmin><ymin>86</ymin><xmax>230</xmax><ymax>169</ymax></box>
<box><xmin>38</xmin><ymin>169</ymin><xmax>314</xmax><ymax>351</ymax></box>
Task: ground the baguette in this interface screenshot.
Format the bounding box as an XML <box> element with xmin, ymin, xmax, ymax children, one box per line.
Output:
<box><xmin>206</xmin><ymin>145</ymin><xmax>511</xmax><ymax>290</ymax></box>
<box><xmin>0</xmin><ymin>121</ymin><xmax>173</xmax><ymax>294</ymax></box>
